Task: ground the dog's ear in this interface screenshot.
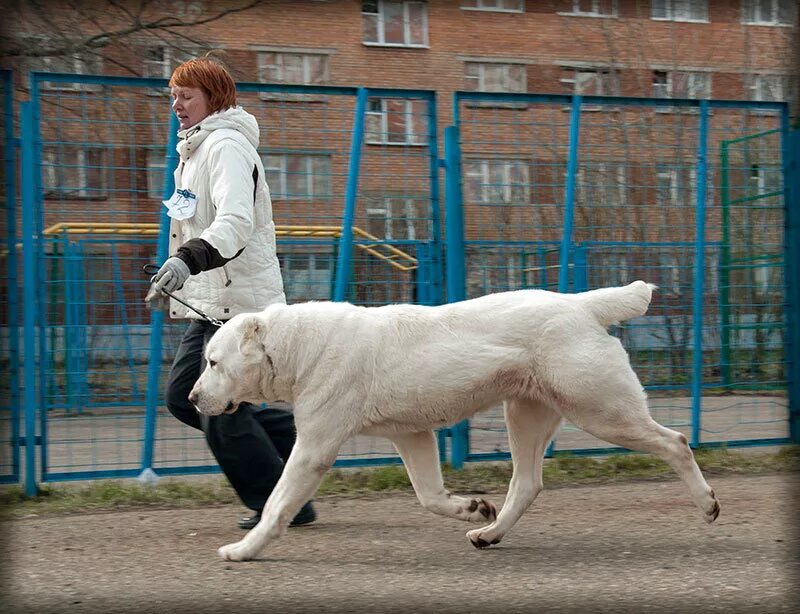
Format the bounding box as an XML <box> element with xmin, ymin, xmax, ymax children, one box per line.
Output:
<box><xmin>236</xmin><ymin>315</ymin><xmax>266</xmax><ymax>356</ymax></box>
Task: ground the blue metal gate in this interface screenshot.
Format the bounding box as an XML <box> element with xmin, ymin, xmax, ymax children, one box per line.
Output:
<box><xmin>444</xmin><ymin>91</ymin><xmax>798</xmax><ymax>466</ymax></box>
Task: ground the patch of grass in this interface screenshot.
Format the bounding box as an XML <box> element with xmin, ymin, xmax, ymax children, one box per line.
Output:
<box><xmin>1</xmin><ymin>446</ymin><xmax>797</xmax><ymax>519</ymax></box>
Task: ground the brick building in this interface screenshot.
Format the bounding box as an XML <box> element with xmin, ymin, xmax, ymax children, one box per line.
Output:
<box><xmin>2</xmin><ymin>0</ymin><xmax>797</xmax><ymax>310</ymax></box>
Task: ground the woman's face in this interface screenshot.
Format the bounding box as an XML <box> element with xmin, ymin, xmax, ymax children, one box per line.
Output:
<box><xmin>171</xmin><ymin>86</ymin><xmax>211</xmax><ymax>130</ymax></box>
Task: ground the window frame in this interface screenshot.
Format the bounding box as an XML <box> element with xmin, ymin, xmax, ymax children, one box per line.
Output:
<box><xmin>463</xmin><ymin>158</ymin><xmax>531</xmax><ymax>206</ymax></box>
<box><xmin>362</xmin><ymin>0</ymin><xmax>429</xmax><ymax>48</ymax></box>
<box><xmin>42</xmin><ymin>145</ymin><xmax>109</xmax><ymax>200</ymax></box>
<box><xmin>460</xmin><ymin>0</ymin><xmax>525</xmax><ymax>13</ymax></box>
<box><xmin>261</xmin><ymin>152</ymin><xmax>332</xmax><ymax>200</ymax></box>
<box><xmin>365</xmin><ymin>98</ymin><xmax>428</xmax><ymax>146</ymax></box>
<box><xmin>559</xmin><ymin>0</ymin><xmax>618</xmax><ymax>18</ymax></box>
<box><xmin>255</xmin><ymin>48</ymin><xmax>331</xmax><ymax>101</ymax></box>
<box><xmin>741</xmin><ymin>0</ymin><xmax>797</xmax><ymax>26</ymax></box>
<box><xmin>651</xmin><ymin>0</ymin><xmax>709</xmax><ymax>22</ymax></box>
<box><xmin>464</xmin><ymin>61</ymin><xmax>527</xmax><ymax>94</ymax></box>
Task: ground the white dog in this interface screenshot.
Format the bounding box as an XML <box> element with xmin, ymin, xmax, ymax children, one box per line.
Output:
<box><xmin>189</xmin><ymin>281</ymin><xmax>720</xmax><ymax>562</ymax></box>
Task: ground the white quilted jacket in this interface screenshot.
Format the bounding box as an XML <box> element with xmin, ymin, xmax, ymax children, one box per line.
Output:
<box><xmin>166</xmin><ymin>107</ymin><xmax>286</xmax><ymax>320</ymax></box>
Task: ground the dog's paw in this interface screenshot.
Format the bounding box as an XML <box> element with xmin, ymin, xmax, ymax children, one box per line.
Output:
<box><xmin>466</xmin><ymin>528</ymin><xmax>502</xmax><ymax>549</ymax></box>
<box><xmin>466</xmin><ymin>497</ymin><xmax>498</xmax><ymax>523</ymax></box>
<box><xmin>703</xmin><ymin>489</ymin><xmax>720</xmax><ymax>524</ymax></box>
<box><xmin>218</xmin><ymin>540</ymin><xmax>257</xmax><ymax>562</ymax></box>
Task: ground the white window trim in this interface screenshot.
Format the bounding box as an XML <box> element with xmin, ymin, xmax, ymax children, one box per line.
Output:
<box><xmin>366</xmin><ymin>200</ymin><xmax>417</xmax><ymax>241</ymax></box>
<box><xmin>465</xmin><ymin>159</ymin><xmax>530</xmax><ymax>204</ymax></box>
<box><xmin>461</xmin><ymin>0</ymin><xmax>525</xmax><ymax>13</ymax></box>
<box><xmin>362</xmin><ymin>0</ymin><xmax>429</xmax><ymax>48</ymax></box>
<box><xmin>558</xmin><ymin>0</ymin><xmax>618</xmax><ymax>18</ymax></box>
<box><xmin>38</xmin><ymin>55</ymin><xmax>101</xmax><ymax>91</ymax></box>
<box><xmin>576</xmin><ymin>164</ymin><xmax>626</xmax><ymax>207</ymax></box>
<box><xmin>43</xmin><ymin>147</ymin><xmax>107</xmax><ymax>199</ymax></box>
<box><xmin>365</xmin><ymin>99</ymin><xmax>426</xmax><ymax>146</ymax></box>
<box><xmin>741</xmin><ymin>0</ymin><xmax>797</xmax><ymax>26</ymax></box>
<box><xmin>464</xmin><ymin>61</ymin><xmax>527</xmax><ymax>93</ymax></box>
<box><xmin>256</xmin><ymin>50</ymin><xmax>331</xmax><ymax>85</ymax></box>
<box><xmin>651</xmin><ymin>0</ymin><xmax>709</xmax><ymax>22</ymax></box>
<box><xmin>146</xmin><ymin>149</ymin><xmax>166</xmax><ymax>199</ymax></box>
<box><xmin>263</xmin><ymin>153</ymin><xmax>331</xmax><ymax>199</ymax></box>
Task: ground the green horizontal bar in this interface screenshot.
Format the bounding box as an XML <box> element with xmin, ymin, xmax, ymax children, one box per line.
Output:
<box><xmin>721</xmin><ymin>128</ymin><xmax>780</xmax><ymax>146</ymax></box>
<box><xmin>728</xmin><ymin>191</ymin><xmax>783</xmax><ymax>206</ymax></box>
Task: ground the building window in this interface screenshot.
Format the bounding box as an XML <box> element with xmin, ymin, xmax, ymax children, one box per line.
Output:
<box><xmin>464</xmin><ymin>159</ymin><xmax>530</xmax><ymax>206</ymax></box>
<box><xmin>747</xmin><ymin>74</ymin><xmax>788</xmax><ymax>101</ymax></box>
<box><xmin>748</xmin><ymin>163</ymin><xmax>782</xmax><ymax>197</ymax></box>
<box><xmin>651</xmin><ymin>0</ymin><xmax>708</xmax><ymax>22</ymax></box>
<box><xmin>464</xmin><ymin>62</ymin><xmax>526</xmax><ymax>93</ymax></box>
<box><xmin>262</xmin><ymin>153</ymin><xmax>332</xmax><ymax>199</ymax></box>
<box><xmin>256</xmin><ymin>50</ymin><xmax>330</xmax><ymax>101</ymax></box>
<box><xmin>365</xmin><ymin>196</ymin><xmax>429</xmax><ymax>241</ymax></box>
<box><xmin>281</xmin><ymin>251</ymin><xmax>334</xmax><ymax>301</ymax></box>
<box><xmin>365</xmin><ymin>98</ymin><xmax>427</xmax><ymax>145</ymax></box>
<box><xmin>576</xmin><ymin>163</ymin><xmax>626</xmax><ymax>207</ymax></box>
<box><xmin>36</xmin><ymin>54</ymin><xmax>102</xmax><ymax>91</ymax></box>
<box><xmin>144</xmin><ymin>46</ymin><xmax>197</xmax><ymax>94</ymax></box>
<box><xmin>362</xmin><ymin>1</ymin><xmax>428</xmax><ymax>47</ymax></box>
<box><xmin>42</xmin><ymin>146</ymin><xmax>108</xmax><ymax>199</ymax></box>
<box><xmin>461</xmin><ymin>0</ymin><xmax>524</xmax><ymax>12</ymax></box>
<box><xmin>560</xmin><ymin>67</ymin><xmax>617</xmax><ymax>99</ymax></box>
<box><xmin>656</xmin><ymin>166</ymin><xmax>696</xmax><ymax>208</ymax></box>
<box><xmin>652</xmin><ymin>70</ymin><xmax>712</xmax><ymax>99</ymax></box>
<box><xmin>561</xmin><ymin>0</ymin><xmax>618</xmax><ymax>17</ymax></box>
<box><xmin>146</xmin><ymin>148</ymin><xmax>166</xmax><ymax>199</ymax></box>
<box><xmin>742</xmin><ymin>0</ymin><xmax>797</xmax><ymax>25</ymax></box>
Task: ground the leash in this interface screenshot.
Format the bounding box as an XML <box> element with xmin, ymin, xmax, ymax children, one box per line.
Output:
<box><xmin>143</xmin><ymin>263</ymin><xmax>224</xmax><ymax>327</ymax></box>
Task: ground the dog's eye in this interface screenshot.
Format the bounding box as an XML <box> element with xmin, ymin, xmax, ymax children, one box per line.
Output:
<box><xmin>209</xmin><ymin>360</ymin><xmax>217</xmax><ymax>368</ymax></box>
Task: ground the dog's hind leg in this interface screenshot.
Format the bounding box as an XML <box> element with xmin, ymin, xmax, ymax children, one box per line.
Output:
<box><xmin>217</xmin><ymin>424</ymin><xmax>349</xmax><ymax>562</ymax></box>
<box><xmin>390</xmin><ymin>430</ymin><xmax>497</xmax><ymax>523</ymax></box>
<box><xmin>466</xmin><ymin>398</ymin><xmax>563</xmax><ymax>549</ymax></box>
<box><xmin>560</xmin><ymin>392</ymin><xmax>720</xmax><ymax>525</ymax></box>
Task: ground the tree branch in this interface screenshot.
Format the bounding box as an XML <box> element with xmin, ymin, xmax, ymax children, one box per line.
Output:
<box><xmin>1</xmin><ymin>0</ymin><xmax>264</xmax><ymax>58</ymax></box>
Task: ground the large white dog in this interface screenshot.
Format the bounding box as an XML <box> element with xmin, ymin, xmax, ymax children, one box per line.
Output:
<box><xmin>190</xmin><ymin>281</ymin><xmax>720</xmax><ymax>562</ymax></box>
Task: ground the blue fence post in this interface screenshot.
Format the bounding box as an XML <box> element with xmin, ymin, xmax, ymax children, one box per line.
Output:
<box><xmin>2</xmin><ymin>69</ymin><xmax>20</xmax><ymax>484</ymax></box>
<box><xmin>690</xmin><ymin>101</ymin><xmax>710</xmax><ymax>448</ymax></box>
<box><xmin>140</xmin><ymin>113</ymin><xmax>180</xmax><ymax>475</ymax></box>
<box><xmin>21</xmin><ymin>101</ymin><xmax>39</xmax><ymax>496</ymax></box>
<box><xmin>559</xmin><ymin>95</ymin><xmax>582</xmax><ymax>293</ymax></box>
<box><xmin>783</xmin><ymin>123</ymin><xmax>800</xmax><ymax>444</ymax></box>
<box><xmin>426</xmin><ymin>94</ymin><xmax>443</xmax><ymax>306</ymax></box>
<box><xmin>333</xmin><ymin>87</ymin><xmax>368</xmax><ymax>302</ymax></box>
<box><xmin>444</xmin><ymin>122</ymin><xmax>469</xmax><ymax>469</ymax></box>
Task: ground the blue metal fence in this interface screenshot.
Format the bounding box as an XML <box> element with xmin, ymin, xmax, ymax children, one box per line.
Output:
<box><xmin>445</xmin><ymin>91</ymin><xmax>797</xmax><ymax>467</ymax></box>
<box><xmin>16</xmin><ymin>72</ymin><xmax>442</xmax><ymax>492</ymax></box>
<box><xmin>5</xmin><ymin>74</ymin><xmax>798</xmax><ymax>493</ymax></box>
<box><xmin>1</xmin><ymin>68</ymin><xmax>20</xmax><ymax>485</ymax></box>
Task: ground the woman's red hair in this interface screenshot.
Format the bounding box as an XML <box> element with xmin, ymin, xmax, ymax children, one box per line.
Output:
<box><xmin>169</xmin><ymin>56</ymin><xmax>237</xmax><ymax>114</ymax></box>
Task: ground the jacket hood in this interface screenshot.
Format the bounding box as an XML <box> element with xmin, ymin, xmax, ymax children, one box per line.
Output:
<box><xmin>177</xmin><ymin>107</ymin><xmax>260</xmax><ymax>159</ymax></box>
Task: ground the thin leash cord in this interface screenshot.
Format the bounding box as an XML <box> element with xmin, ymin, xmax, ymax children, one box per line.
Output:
<box><xmin>143</xmin><ymin>264</ymin><xmax>223</xmax><ymax>327</ymax></box>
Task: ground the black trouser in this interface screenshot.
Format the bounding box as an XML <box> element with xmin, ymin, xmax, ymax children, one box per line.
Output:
<box><xmin>166</xmin><ymin>319</ymin><xmax>297</xmax><ymax>512</ymax></box>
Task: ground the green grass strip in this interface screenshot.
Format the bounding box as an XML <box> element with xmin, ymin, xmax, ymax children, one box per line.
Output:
<box><xmin>1</xmin><ymin>446</ymin><xmax>797</xmax><ymax>519</ymax></box>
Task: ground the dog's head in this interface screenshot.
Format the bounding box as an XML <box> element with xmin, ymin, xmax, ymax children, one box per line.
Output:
<box><xmin>189</xmin><ymin>310</ymin><xmax>279</xmax><ymax>416</ymax></box>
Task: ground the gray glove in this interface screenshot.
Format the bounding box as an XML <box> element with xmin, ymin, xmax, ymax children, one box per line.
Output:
<box><xmin>152</xmin><ymin>256</ymin><xmax>191</xmax><ymax>296</ymax></box>
<box><xmin>144</xmin><ymin>282</ymin><xmax>170</xmax><ymax>311</ymax></box>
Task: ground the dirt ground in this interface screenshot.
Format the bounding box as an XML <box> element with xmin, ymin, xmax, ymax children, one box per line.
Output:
<box><xmin>1</xmin><ymin>473</ymin><xmax>797</xmax><ymax>614</ymax></box>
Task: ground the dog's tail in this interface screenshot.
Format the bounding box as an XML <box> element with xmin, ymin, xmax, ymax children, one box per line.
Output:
<box><xmin>575</xmin><ymin>280</ymin><xmax>657</xmax><ymax>327</ymax></box>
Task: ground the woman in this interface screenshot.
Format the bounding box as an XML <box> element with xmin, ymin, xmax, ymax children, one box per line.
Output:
<box><xmin>147</xmin><ymin>55</ymin><xmax>315</xmax><ymax>530</ymax></box>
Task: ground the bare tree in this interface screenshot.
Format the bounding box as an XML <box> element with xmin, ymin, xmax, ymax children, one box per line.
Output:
<box><xmin>0</xmin><ymin>0</ymin><xmax>264</xmax><ymax>76</ymax></box>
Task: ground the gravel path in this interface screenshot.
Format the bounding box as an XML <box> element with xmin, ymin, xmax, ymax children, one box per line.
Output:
<box><xmin>1</xmin><ymin>473</ymin><xmax>797</xmax><ymax>613</ymax></box>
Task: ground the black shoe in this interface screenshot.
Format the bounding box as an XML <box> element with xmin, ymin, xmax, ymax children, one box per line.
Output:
<box><xmin>238</xmin><ymin>501</ymin><xmax>316</xmax><ymax>530</ymax></box>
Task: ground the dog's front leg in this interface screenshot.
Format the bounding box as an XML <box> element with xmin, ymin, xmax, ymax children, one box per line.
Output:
<box><xmin>217</xmin><ymin>430</ymin><xmax>343</xmax><ymax>562</ymax></box>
